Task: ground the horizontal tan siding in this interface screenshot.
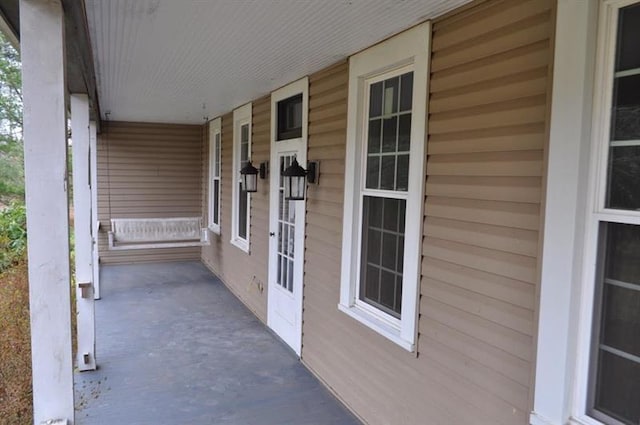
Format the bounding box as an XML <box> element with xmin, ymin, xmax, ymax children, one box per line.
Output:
<box><xmin>200</xmin><ymin>98</ymin><xmax>270</xmax><ymax>321</ymax></box>
<box><xmin>424</xmin><ymin>0</ymin><xmax>552</xmax><ymax>422</ymax></box>
<box><xmin>97</xmin><ymin>121</ymin><xmax>203</xmax><ymax>264</ymax></box>
<box><xmin>301</xmin><ymin>1</ymin><xmax>553</xmax><ymax>424</ymax></box>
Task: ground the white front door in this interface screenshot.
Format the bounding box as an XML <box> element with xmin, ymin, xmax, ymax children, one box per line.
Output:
<box><xmin>268</xmin><ymin>149</ymin><xmax>306</xmax><ymax>355</ymax></box>
<box><xmin>268</xmin><ymin>79</ymin><xmax>308</xmax><ymax>355</ymax></box>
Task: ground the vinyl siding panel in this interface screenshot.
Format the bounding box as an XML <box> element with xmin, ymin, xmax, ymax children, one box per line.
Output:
<box><xmin>300</xmin><ymin>1</ymin><xmax>553</xmax><ymax>425</ymax></box>
<box><xmin>96</xmin><ymin>121</ymin><xmax>203</xmax><ymax>264</ymax></box>
<box><xmin>200</xmin><ymin>98</ymin><xmax>271</xmax><ymax>322</ymax></box>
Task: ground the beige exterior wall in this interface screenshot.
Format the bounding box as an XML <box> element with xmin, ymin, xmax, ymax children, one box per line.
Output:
<box><xmin>200</xmin><ymin>97</ymin><xmax>271</xmax><ymax>322</ymax></box>
<box><xmin>300</xmin><ymin>1</ymin><xmax>554</xmax><ymax>425</ymax></box>
<box><xmin>96</xmin><ymin>121</ymin><xmax>204</xmax><ymax>264</ymax></box>
<box><xmin>104</xmin><ymin>0</ymin><xmax>559</xmax><ymax>423</ymax></box>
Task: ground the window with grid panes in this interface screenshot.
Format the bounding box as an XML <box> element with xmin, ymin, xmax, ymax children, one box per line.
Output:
<box><xmin>589</xmin><ymin>3</ymin><xmax>640</xmax><ymax>425</ymax></box>
<box><xmin>238</xmin><ymin>123</ymin><xmax>249</xmax><ymax>240</ymax></box>
<box><xmin>208</xmin><ymin>121</ymin><xmax>221</xmax><ymax>233</ymax></box>
<box><xmin>359</xmin><ymin>71</ymin><xmax>413</xmax><ymax>317</ymax></box>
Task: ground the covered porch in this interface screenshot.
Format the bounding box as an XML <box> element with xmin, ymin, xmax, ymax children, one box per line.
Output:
<box><xmin>74</xmin><ymin>261</ymin><xmax>360</xmax><ymax>425</ymax></box>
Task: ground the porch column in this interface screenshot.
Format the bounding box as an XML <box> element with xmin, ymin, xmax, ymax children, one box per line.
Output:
<box><xmin>90</xmin><ymin>121</ymin><xmax>100</xmax><ymax>300</ymax></box>
<box><xmin>530</xmin><ymin>1</ymin><xmax>597</xmax><ymax>424</ymax></box>
<box><xmin>20</xmin><ymin>0</ymin><xmax>74</xmax><ymax>423</ymax></box>
<box><xmin>71</xmin><ymin>94</ymin><xmax>97</xmax><ymax>371</ymax></box>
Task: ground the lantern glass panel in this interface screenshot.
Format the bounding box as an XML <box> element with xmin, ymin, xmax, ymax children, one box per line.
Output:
<box><xmin>243</xmin><ymin>173</ymin><xmax>257</xmax><ymax>193</ymax></box>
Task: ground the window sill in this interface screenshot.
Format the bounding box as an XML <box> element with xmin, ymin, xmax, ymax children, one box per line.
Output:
<box><xmin>230</xmin><ymin>237</ymin><xmax>249</xmax><ymax>253</ymax></box>
<box><xmin>208</xmin><ymin>225</ymin><xmax>220</xmax><ymax>235</ymax></box>
<box><xmin>338</xmin><ymin>303</ymin><xmax>414</xmax><ymax>352</ymax></box>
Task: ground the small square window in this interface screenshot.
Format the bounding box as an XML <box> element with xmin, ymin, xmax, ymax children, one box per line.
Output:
<box><xmin>277</xmin><ymin>94</ymin><xmax>303</xmax><ymax>140</ymax></box>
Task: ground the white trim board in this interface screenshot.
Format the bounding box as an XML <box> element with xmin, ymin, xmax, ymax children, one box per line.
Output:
<box><xmin>208</xmin><ymin>117</ymin><xmax>222</xmax><ymax>235</ymax></box>
<box><xmin>339</xmin><ymin>21</ymin><xmax>430</xmax><ymax>352</ymax></box>
<box><xmin>231</xmin><ymin>103</ymin><xmax>252</xmax><ymax>253</ymax></box>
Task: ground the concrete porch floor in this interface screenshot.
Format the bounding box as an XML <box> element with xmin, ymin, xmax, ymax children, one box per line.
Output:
<box><xmin>74</xmin><ymin>261</ymin><xmax>361</xmax><ymax>425</ymax></box>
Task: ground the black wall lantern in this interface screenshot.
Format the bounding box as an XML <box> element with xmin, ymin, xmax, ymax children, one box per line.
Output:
<box><xmin>282</xmin><ymin>159</ymin><xmax>319</xmax><ymax>201</ymax></box>
<box><xmin>240</xmin><ymin>160</ymin><xmax>259</xmax><ymax>193</ymax></box>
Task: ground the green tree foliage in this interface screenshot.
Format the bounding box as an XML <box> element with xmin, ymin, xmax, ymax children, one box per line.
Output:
<box><xmin>0</xmin><ymin>32</ymin><xmax>23</xmax><ymax>202</ymax></box>
<box><xmin>0</xmin><ymin>201</ymin><xmax>26</xmax><ymax>272</ymax></box>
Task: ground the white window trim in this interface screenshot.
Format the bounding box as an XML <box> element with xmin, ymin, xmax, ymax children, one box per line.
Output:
<box><xmin>208</xmin><ymin>117</ymin><xmax>222</xmax><ymax>234</ymax></box>
<box><xmin>339</xmin><ymin>22</ymin><xmax>429</xmax><ymax>352</ymax></box>
<box><xmin>231</xmin><ymin>103</ymin><xmax>252</xmax><ymax>253</ymax></box>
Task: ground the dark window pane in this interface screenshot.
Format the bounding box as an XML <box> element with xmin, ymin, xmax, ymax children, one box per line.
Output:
<box><xmin>366</xmin><ymin>229</ymin><xmax>381</xmax><ymax>264</ymax></box>
<box><xmin>241</xmin><ymin>142</ymin><xmax>249</xmax><ymax>164</ymax></box>
<box><xmin>382</xmin><ymin>117</ymin><xmax>398</xmax><ymax>153</ymax></box>
<box><xmin>277</xmin><ymin>254</ymin><xmax>282</xmax><ymax>285</ymax></box>
<box><xmin>594</xmin><ymin>351</ymin><xmax>640</xmax><ymax>424</ymax></box>
<box><xmin>213</xmin><ymin>181</ymin><xmax>219</xmax><ymax>224</ymax></box>
<box><xmin>394</xmin><ymin>275</ymin><xmax>403</xmax><ymax>313</ymax></box>
<box><xmin>383</xmin><ymin>77</ymin><xmax>399</xmax><ymax>115</ymax></box>
<box><xmin>616</xmin><ymin>4</ymin><xmax>640</xmax><ymax>72</ymax></box>
<box><xmin>369</xmin><ymin>81</ymin><xmax>383</xmax><ymax>118</ymax></box>
<box><xmin>398</xmin><ymin>114</ymin><xmax>411</xmax><ymax>152</ymax></box>
<box><xmin>241</xmin><ymin>124</ymin><xmax>249</xmax><ymax>143</ymax></box>
<box><xmin>397</xmin><ymin>236</ymin><xmax>404</xmax><ymax>273</ymax></box>
<box><xmin>396</xmin><ymin>154</ymin><xmax>410</xmax><ymax>191</ymax></box>
<box><xmin>368</xmin><ymin>196</ymin><xmax>383</xmax><ymax>228</ymax></box>
<box><xmin>602</xmin><ymin>284</ymin><xmax>640</xmax><ymax>357</ymax></box>
<box><xmin>383</xmin><ymin>198</ymin><xmax>399</xmax><ymax>232</ymax></box>
<box><xmin>366</xmin><ymin>156</ymin><xmax>380</xmax><ymax>189</ymax></box>
<box><xmin>398</xmin><ymin>200</ymin><xmax>406</xmax><ymax>231</ymax></box>
<box><xmin>607</xmin><ymin>146</ymin><xmax>640</xmax><ymax>210</ymax></box>
<box><xmin>368</xmin><ymin>119</ymin><xmax>382</xmax><ymax>154</ymax></box>
<box><xmin>380</xmin><ymin>156</ymin><xmax>396</xmax><ymax>190</ymax></box>
<box><xmin>380</xmin><ymin>270</ymin><xmax>396</xmax><ymax>310</ymax></box>
<box><xmin>592</xmin><ymin>222</ymin><xmax>640</xmax><ymax>424</ymax></box>
<box><xmin>360</xmin><ymin>197</ymin><xmax>405</xmax><ymax>318</ymax></box>
<box><xmin>611</xmin><ymin>75</ymin><xmax>640</xmax><ymax>141</ymax></box>
<box><xmin>283</xmin><ymin>224</ymin><xmax>289</xmax><ymax>256</ymax></box>
<box><xmin>400</xmin><ymin>72</ymin><xmax>414</xmax><ymax>112</ymax></box>
<box><xmin>605</xmin><ymin>222</ymin><xmax>640</xmax><ymax>285</ymax></box>
<box><xmin>381</xmin><ymin>232</ymin><xmax>397</xmax><ymax>270</ymax></box>
<box><xmin>282</xmin><ymin>255</ymin><xmax>288</xmax><ymax>288</ymax></box>
<box><xmin>238</xmin><ymin>184</ymin><xmax>247</xmax><ymax>239</ymax></box>
<box><xmin>288</xmin><ymin>260</ymin><xmax>294</xmax><ymax>292</ymax></box>
<box><xmin>277</xmin><ymin>94</ymin><xmax>303</xmax><ymax>140</ymax></box>
<box><xmin>363</xmin><ymin>265</ymin><xmax>380</xmax><ymax>301</ymax></box>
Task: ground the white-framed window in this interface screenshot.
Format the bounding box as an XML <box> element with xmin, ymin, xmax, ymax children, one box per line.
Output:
<box><xmin>574</xmin><ymin>2</ymin><xmax>640</xmax><ymax>424</ymax></box>
<box><xmin>208</xmin><ymin>117</ymin><xmax>222</xmax><ymax>234</ymax></box>
<box><xmin>339</xmin><ymin>22</ymin><xmax>429</xmax><ymax>352</ymax></box>
<box><xmin>231</xmin><ymin>103</ymin><xmax>252</xmax><ymax>252</ymax></box>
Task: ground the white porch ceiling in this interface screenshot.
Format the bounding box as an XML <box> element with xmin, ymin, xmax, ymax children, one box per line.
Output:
<box><xmin>86</xmin><ymin>0</ymin><xmax>471</xmax><ymax>124</ymax></box>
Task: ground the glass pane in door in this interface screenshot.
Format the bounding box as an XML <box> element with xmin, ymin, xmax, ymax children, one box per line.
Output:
<box><xmin>277</xmin><ymin>154</ymin><xmax>295</xmax><ymax>292</ymax></box>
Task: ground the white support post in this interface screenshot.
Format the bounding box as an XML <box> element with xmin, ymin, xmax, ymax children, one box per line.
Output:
<box><xmin>89</xmin><ymin>121</ymin><xmax>100</xmax><ymax>299</ymax></box>
<box><xmin>530</xmin><ymin>1</ymin><xmax>597</xmax><ymax>425</ymax></box>
<box><xmin>20</xmin><ymin>0</ymin><xmax>74</xmax><ymax>423</ymax></box>
<box><xmin>71</xmin><ymin>94</ymin><xmax>97</xmax><ymax>372</ymax></box>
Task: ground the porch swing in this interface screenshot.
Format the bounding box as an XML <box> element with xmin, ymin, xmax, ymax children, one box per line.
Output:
<box><xmin>103</xmin><ymin>121</ymin><xmax>209</xmax><ymax>251</ymax></box>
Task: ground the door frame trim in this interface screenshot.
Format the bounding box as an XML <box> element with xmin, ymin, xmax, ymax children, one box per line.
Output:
<box><xmin>267</xmin><ymin>77</ymin><xmax>309</xmax><ymax>356</ymax></box>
